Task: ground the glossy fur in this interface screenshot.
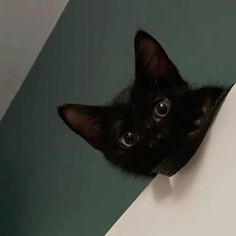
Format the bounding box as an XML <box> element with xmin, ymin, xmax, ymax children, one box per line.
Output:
<box><xmin>58</xmin><ymin>31</ymin><xmax>225</xmax><ymax>176</ymax></box>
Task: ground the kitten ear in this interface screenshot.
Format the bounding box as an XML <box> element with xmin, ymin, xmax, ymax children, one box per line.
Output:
<box><xmin>58</xmin><ymin>104</ymin><xmax>106</xmax><ymax>149</ymax></box>
<box><xmin>134</xmin><ymin>30</ymin><xmax>185</xmax><ymax>85</ymax></box>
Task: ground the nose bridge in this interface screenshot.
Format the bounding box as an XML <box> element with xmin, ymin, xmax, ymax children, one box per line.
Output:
<box><xmin>151</xmin><ymin>129</ymin><xmax>162</xmax><ymax>141</ymax></box>
<box><xmin>144</xmin><ymin>114</ymin><xmax>156</xmax><ymax>129</ymax></box>
<box><xmin>138</xmin><ymin>114</ymin><xmax>161</xmax><ymax>146</ymax></box>
<box><xmin>144</xmin><ymin>127</ymin><xmax>160</xmax><ymax>147</ymax></box>
<box><xmin>146</xmin><ymin>126</ymin><xmax>156</xmax><ymax>137</ymax></box>
<box><xmin>147</xmin><ymin>113</ymin><xmax>167</xmax><ymax>142</ymax></box>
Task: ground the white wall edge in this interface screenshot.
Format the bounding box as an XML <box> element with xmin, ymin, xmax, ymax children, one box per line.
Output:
<box><xmin>0</xmin><ymin>0</ymin><xmax>69</xmax><ymax>121</ymax></box>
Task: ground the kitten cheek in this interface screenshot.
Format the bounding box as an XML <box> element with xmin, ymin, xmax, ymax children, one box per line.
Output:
<box><xmin>188</xmin><ymin>99</ymin><xmax>212</xmax><ymax>138</ymax></box>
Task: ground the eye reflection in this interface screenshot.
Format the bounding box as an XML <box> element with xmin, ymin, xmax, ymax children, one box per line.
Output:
<box><xmin>153</xmin><ymin>98</ymin><xmax>171</xmax><ymax>119</ymax></box>
<box><xmin>118</xmin><ymin>132</ymin><xmax>138</xmax><ymax>149</ymax></box>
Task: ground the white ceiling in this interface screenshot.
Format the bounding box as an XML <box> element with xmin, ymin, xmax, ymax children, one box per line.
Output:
<box><xmin>0</xmin><ymin>0</ymin><xmax>69</xmax><ymax>120</ymax></box>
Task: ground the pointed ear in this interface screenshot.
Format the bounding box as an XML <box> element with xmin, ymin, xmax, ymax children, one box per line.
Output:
<box><xmin>58</xmin><ymin>104</ymin><xmax>106</xmax><ymax>149</ymax></box>
<box><xmin>134</xmin><ymin>30</ymin><xmax>186</xmax><ymax>86</ymax></box>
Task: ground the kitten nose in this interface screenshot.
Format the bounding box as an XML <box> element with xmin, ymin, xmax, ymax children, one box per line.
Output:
<box><xmin>146</xmin><ymin>130</ymin><xmax>162</xmax><ymax>148</ymax></box>
<box><xmin>149</xmin><ymin>141</ymin><xmax>155</xmax><ymax>148</ymax></box>
<box><xmin>148</xmin><ymin>138</ymin><xmax>161</xmax><ymax>148</ymax></box>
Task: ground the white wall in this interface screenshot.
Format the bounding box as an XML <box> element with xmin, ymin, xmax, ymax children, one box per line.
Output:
<box><xmin>0</xmin><ymin>0</ymin><xmax>69</xmax><ymax>120</ymax></box>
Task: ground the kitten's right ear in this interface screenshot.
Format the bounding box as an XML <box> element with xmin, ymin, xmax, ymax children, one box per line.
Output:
<box><xmin>134</xmin><ymin>30</ymin><xmax>187</xmax><ymax>87</ymax></box>
<box><xmin>58</xmin><ymin>104</ymin><xmax>106</xmax><ymax>149</ymax></box>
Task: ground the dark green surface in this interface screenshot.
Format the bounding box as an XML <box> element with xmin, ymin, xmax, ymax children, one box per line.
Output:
<box><xmin>0</xmin><ymin>0</ymin><xmax>236</xmax><ymax>235</ymax></box>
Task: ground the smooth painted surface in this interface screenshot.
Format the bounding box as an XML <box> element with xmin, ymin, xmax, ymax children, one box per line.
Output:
<box><xmin>0</xmin><ymin>0</ymin><xmax>69</xmax><ymax>120</ymax></box>
<box><xmin>106</xmin><ymin>86</ymin><xmax>236</xmax><ymax>235</ymax></box>
<box><xmin>0</xmin><ymin>0</ymin><xmax>236</xmax><ymax>236</ymax></box>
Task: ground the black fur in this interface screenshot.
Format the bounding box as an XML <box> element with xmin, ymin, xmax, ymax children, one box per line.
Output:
<box><xmin>58</xmin><ymin>30</ymin><xmax>225</xmax><ymax>177</ymax></box>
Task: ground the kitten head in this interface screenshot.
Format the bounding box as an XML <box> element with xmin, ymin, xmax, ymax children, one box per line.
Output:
<box><xmin>58</xmin><ymin>31</ymin><xmax>207</xmax><ymax>176</ymax></box>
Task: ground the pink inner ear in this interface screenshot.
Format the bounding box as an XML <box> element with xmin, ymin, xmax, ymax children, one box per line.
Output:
<box><xmin>139</xmin><ymin>38</ymin><xmax>170</xmax><ymax>77</ymax></box>
<box><xmin>135</xmin><ymin>31</ymin><xmax>178</xmax><ymax>79</ymax></box>
<box><xmin>58</xmin><ymin>104</ymin><xmax>102</xmax><ymax>149</ymax></box>
<box><xmin>80</xmin><ymin>117</ymin><xmax>101</xmax><ymax>148</ymax></box>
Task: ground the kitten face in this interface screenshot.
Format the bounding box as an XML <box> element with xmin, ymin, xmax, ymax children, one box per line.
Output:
<box><xmin>58</xmin><ymin>31</ymin><xmax>215</xmax><ymax>176</ymax></box>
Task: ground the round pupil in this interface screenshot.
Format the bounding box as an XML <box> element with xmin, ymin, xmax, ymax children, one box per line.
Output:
<box><xmin>123</xmin><ymin>132</ymin><xmax>135</xmax><ymax>145</ymax></box>
<box><xmin>156</xmin><ymin>103</ymin><xmax>168</xmax><ymax>115</ymax></box>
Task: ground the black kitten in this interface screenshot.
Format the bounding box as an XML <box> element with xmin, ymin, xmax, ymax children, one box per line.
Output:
<box><xmin>58</xmin><ymin>31</ymin><xmax>226</xmax><ymax>177</ymax></box>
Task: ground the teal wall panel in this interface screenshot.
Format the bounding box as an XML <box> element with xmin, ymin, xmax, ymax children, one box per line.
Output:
<box><xmin>0</xmin><ymin>0</ymin><xmax>235</xmax><ymax>235</ymax></box>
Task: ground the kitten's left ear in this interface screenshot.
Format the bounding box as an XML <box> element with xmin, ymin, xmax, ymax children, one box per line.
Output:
<box><xmin>58</xmin><ymin>104</ymin><xmax>107</xmax><ymax>149</ymax></box>
<box><xmin>134</xmin><ymin>30</ymin><xmax>187</xmax><ymax>86</ymax></box>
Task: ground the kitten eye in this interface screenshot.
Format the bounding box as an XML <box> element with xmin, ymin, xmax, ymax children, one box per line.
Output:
<box><xmin>153</xmin><ymin>98</ymin><xmax>171</xmax><ymax>119</ymax></box>
<box><xmin>118</xmin><ymin>132</ymin><xmax>138</xmax><ymax>149</ymax></box>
